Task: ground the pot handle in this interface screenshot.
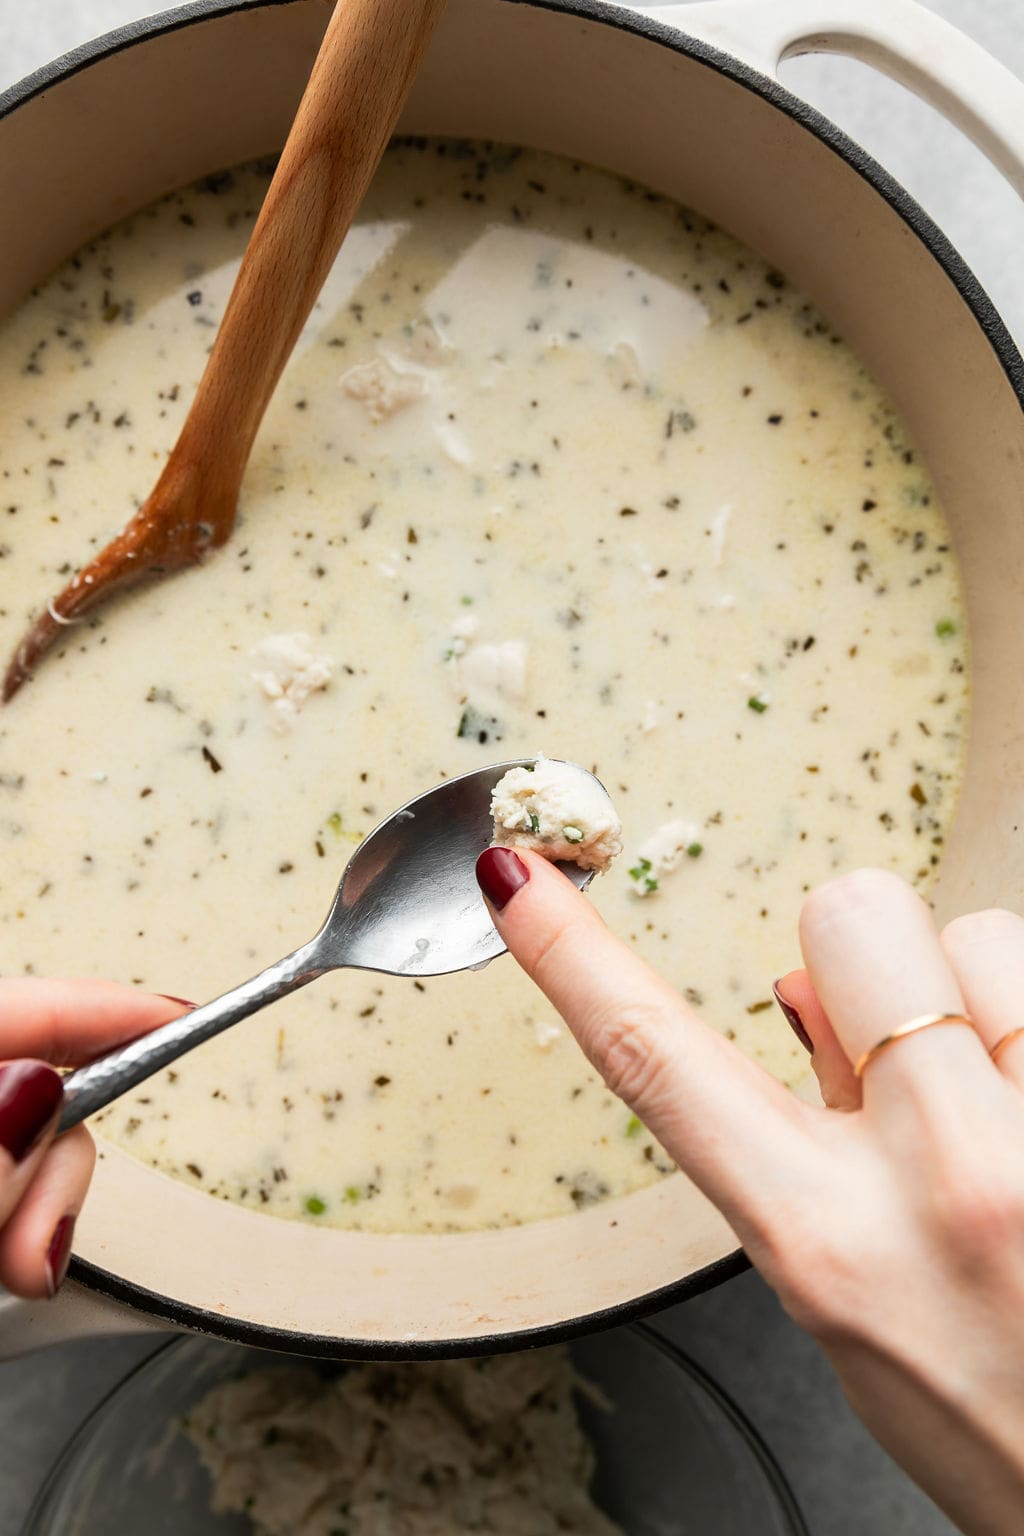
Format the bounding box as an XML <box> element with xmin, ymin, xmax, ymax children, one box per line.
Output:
<box><xmin>633</xmin><ymin>0</ymin><xmax>1024</xmax><ymax>195</ymax></box>
<box><xmin>0</xmin><ymin>1280</ymin><xmax>174</xmax><ymax>1359</ymax></box>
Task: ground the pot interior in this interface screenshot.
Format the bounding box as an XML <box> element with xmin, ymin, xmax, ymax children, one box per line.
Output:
<box><xmin>2</xmin><ymin>0</ymin><xmax>1022</xmax><ymax>1352</ymax></box>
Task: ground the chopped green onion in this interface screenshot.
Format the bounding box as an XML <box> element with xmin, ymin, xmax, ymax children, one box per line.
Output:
<box><xmin>687</xmin><ymin>842</ymin><xmax>703</xmax><ymax>858</ymax></box>
<box><xmin>747</xmin><ymin>695</ymin><xmax>768</xmax><ymax>713</ymax></box>
<box><xmin>625</xmin><ymin>1113</ymin><xmax>643</xmax><ymax>1138</ymax></box>
<box><xmin>344</xmin><ymin>1185</ymin><xmax>362</xmax><ymax>1204</ymax></box>
<box><xmin>628</xmin><ymin>856</ymin><xmax>658</xmax><ymax>893</ymax></box>
<box><xmin>563</xmin><ymin>825</ymin><xmax>584</xmax><ymax>844</ymax></box>
<box><xmin>528</xmin><ymin>811</ymin><xmax>541</xmax><ymax>834</ymax></box>
<box><xmin>935</xmin><ymin>617</ymin><xmax>957</xmax><ymax>639</ymax></box>
<box><xmin>305</xmin><ymin>1195</ymin><xmax>326</xmax><ymax>1216</ymax></box>
<box><xmin>326</xmin><ymin>810</ymin><xmax>361</xmax><ymax>845</ymax></box>
<box><xmin>460</xmin><ymin>594</ymin><xmax>474</xmax><ymax>606</ymax></box>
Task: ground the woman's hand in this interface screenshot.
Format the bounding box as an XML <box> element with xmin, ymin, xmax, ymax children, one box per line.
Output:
<box><xmin>0</xmin><ymin>980</ymin><xmax>191</xmax><ymax>1299</ymax></box>
<box><xmin>477</xmin><ymin>850</ymin><xmax>1024</xmax><ymax>1536</ymax></box>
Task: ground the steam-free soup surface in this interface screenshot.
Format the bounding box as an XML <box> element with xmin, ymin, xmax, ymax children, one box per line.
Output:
<box><xmin>0</xmin><ymin>142</ymin><xmax>967</xmax><ymax>1231</ymax></box>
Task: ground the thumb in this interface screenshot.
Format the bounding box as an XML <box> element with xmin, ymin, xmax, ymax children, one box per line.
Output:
<box><xmin>475</xmin><ymin>847</ymin><xmax>809</xmax><ymax>1215</ymax></box>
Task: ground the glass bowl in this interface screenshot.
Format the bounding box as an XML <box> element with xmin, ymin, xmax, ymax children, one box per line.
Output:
<box><xmin>22</xmin><ymin>1325</ymin><xmax>807</xmax><ymax>1535</ymax></box>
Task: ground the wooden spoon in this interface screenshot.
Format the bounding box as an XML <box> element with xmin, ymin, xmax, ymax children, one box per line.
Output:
<box><xmin>2</xmin><ymin>0</ymin><xmax>447</xmax><ymax>702</ymax></box>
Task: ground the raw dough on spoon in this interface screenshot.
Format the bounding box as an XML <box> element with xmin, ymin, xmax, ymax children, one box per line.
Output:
<box><xmin>491</xmin><ymin>757</ymin><xmax>622</xmax><ymax>872</ymax></box>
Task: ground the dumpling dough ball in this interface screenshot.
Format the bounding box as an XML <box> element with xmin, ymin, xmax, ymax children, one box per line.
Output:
<box><xmin>490</xmin><ymin>756</ymin><xmax>623</xmax><ymax>873</ymax></box>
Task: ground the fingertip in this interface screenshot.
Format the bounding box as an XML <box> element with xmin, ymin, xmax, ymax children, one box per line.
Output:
<box><xmin>0</xmin><ymin>1060</ymin><xmax>63</xmax><ymax>1164</ymax></box>
<box><xmin>1</xmin><ymin>1221</ymin><xmax>76</xmax><ymax>1301</ymax></box>
<box><xmin>941</xmin><ymin>907</ymin><xmax>1024</xmax><ymax>957</ymax></box>
<box><xmin>475</xmin><ymin>846</ymin><xmax>530</xmax><ymax>912</ymax></box>
<box><xmin>772</xmin><ymin>976</ymin><xmax>813</xmax><ymax>1054</ymax></box>
<box><xmin>774</xmin><ymin>968</ymin><xmax>809</xmax><ymax>1002</ymax></box>
<box><xmin>0</xmin><ymin>1125</ymin><xmax>93</xmax><ymax>1298</ymax></box>
<box><xmin>799</xmin><ymin>866</ymin><xmax>912</xmax><ymax>932</ymax></box>
<box><xmin>774</xmin><ymin>971</ymin><xmax>861</xmax><ymax>1111</ymax></box>
<box><xmin>45</xmin><ymin>1214</ymin><xmax>76</xmax><ymax>1298</ymax></box>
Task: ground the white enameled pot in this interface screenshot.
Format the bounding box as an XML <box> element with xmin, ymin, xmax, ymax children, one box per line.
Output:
<box><xmin>2</xmin><ymin>0</ymin><xmax>1024</xmax><ymax>1357</ymax></box>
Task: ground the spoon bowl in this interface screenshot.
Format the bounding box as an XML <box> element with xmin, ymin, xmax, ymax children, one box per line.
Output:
<box><xmin>57</xmin><ymin>760</ymin><xmax>596</xmax><ymax>1133</ymax></box>
<box><xmin>322</xmin><ymin>760</ymin><xmax>593</xmax><ymax>977</ymax></box>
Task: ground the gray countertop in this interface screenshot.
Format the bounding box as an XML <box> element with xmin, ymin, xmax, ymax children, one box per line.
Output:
<box><xmin>2</xmin><ymin>1</ymin><xmax>1023</xmax><ymax>1531</ymax></box>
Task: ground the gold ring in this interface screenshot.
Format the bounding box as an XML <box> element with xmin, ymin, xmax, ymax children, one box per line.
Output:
<box><xmin>853</xmin><ymin>1012</ymin><xmax>975</xmax><ymax>1079</ymax></box>
<box><xmin>991</xmin><ymin>1027</ymin><xmax>1024</xmax><ymax>1065</ymax></box>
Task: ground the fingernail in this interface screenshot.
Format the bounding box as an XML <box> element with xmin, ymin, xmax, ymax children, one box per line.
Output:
<box><xmin>45</xmin><ymin>1215</ymin><xmax>75</xmax><ymax>1298</ymax></box>
<box><xmin>158</xmin><ymin>995</ymin><xmax>196</xmax><ymax>1009</ymax></box>
<box><xmin>773</xmin><ymin>981</ymin><xmax>813</xmax><ymax>1053</ymax></box>
<box><xmin>0</xmin><ymin>1062</ymin><xmax>63</xmax><ymax>1162</ymax></box>
<box><xmin>476</xmin><ymin>847</ymin><xmax>529</xmax><ymax>910</ymax></box>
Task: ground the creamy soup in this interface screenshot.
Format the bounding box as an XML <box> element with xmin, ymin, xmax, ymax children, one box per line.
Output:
<box><xmin>0</xmin><ymin>141</ymin><xmax>967</xmax><ymax>1232</ymax></box>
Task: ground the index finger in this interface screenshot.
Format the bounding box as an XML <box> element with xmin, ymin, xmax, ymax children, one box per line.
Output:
<box><xmin>477</xmin><ymin>849</ymin><xmax>812</xmax><ymax>1215</ymax></box>
<box><xmin>0</xmin><ymin>978</ymin><xmax>193</xmax><ymax>1068</ymax></box>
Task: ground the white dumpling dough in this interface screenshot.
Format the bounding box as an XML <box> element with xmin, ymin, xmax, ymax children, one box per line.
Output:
<box><xmin>628</xmin><ymin>818</ymin><xmax>703</xmax><ymax>897</ymax></box>
<box><xmin>184</xmin><ymin>1350</ymin><xmax>622</xmax><ymax>1536</ymax></box>
<box><xmin>490</xmin><ymin>756</ymin><xmax>623</xmax><ymax>872</ymax></box>
<box><xmin>251</xmin><ymin>633</ymin><xmax>335</xmax><ymax>731</ymax></box>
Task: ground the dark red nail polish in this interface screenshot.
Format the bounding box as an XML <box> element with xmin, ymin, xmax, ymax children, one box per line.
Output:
<box><xmin>773</xmin><ymin>981</ymin><xmax>813</xmax><ymax>1053</ymax></box>
<box><xmin>0</xmin><ymin>1062</ymin><xmax>63</xmax><ymax>1162</ymax></box>
<box><xmin>158</xmin><ymin>995</ymin><xmax>196</xmax><ymax>1009</ymax></box>
<box><xmin>45</xmin><ymin>1215</ymin><xmax>75</xmax><ymax>1298</ymax></box>
<box><xmin>476</xmin><ymin>847</ymin><xmax>529</xmax><ymax>910</ymax></box>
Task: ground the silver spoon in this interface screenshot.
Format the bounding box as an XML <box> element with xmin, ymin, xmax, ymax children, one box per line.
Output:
<box><xmin>57</xmin><ymin>759</ymin><xmax>595</xmax><ymax>1134</ymax></box>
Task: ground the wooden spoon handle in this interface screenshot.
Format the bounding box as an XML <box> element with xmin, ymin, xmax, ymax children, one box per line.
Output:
<box><xmin>2</xmin><ymin>0</ymin><xmax>447</xmax><ymax>704</ymax></box>
<box><xmin>177</xmin><ymin>0</ymin><xmax>447</xmax><ymax>486</ymax></box>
